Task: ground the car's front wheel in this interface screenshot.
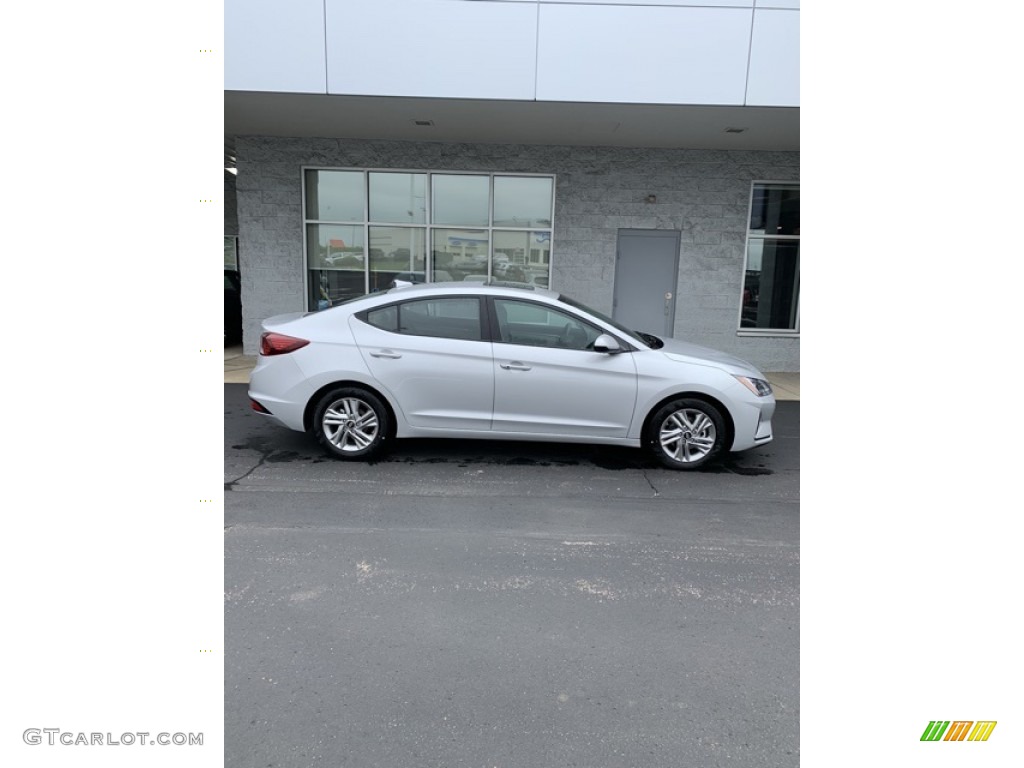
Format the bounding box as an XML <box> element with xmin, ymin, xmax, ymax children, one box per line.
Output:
<box><xmin>313</xmin><ymin>387</ymin><xmax>390</xmax><ymax>460</ymax></box>
<box><xmin>645</xmin><ymin>398</ymin><xmax>727</xmax><ymax>470</ymax></box>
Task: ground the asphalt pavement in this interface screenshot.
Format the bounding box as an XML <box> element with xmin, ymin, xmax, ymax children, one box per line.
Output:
<box><xmin>225</xmin><ymin>384</ymin><xmax>799</xmax><ymax>767</ymax></box>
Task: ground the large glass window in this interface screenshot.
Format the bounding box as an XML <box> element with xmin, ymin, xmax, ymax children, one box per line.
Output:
<box><xmin>369</xmin><ymin>172</ymin><xmax>426</xmax><ymax>224</ymax></box>
<box><xmin>493</xmin><ymin>230</ymin><xmax>550</xmax><ymax>286</ymax></box>
<box><xmin>432</xmin><ymin>175</ymin><xmax>489</xmax><ymax>226</ymax></box>
<box><xmin>303</xmin><ymin>169</ymin><xmax>556</xmax><ymax>311</ymax></box>
<box><xmin>307</xmin><ymin>224</ymin><xmax>365</xmax><ymax>309</ymax></box>
<box><xmin>368</xmin><ymin>226</ymin><xmax>426</xmax><ymax>291</ymax></box>
<box><xmin>305</xmin><ymin>170</ymin><xmax>363</xmax><ymax>221</ymax></box>
<box><xmin>493</xmin><ymin>176</ymin><xmax>553</xmax><ymax>227</ymax></box>
<box><xmin>432</xmin><ymin>228</ymin><xmax>488</xmax><ymax>281</ymax></box>
<box><xmin>741</xmin><ymin>183</ymin><xmax>799</xmax><ymax>332</ymax></box>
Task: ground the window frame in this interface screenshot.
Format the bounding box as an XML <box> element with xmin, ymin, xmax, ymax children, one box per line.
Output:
<box><xmin>302</xmin><ymin>167</ymin><xmax>557</xmax><ymax>311</ymax></box>
<box><xmin>737</xmin><ymin>180</ymin><xmax>800</xmax><ymax>337</ymax></box>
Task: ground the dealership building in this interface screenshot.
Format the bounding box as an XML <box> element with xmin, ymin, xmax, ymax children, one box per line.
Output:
<box><xmin>225</xmin><ymin>0</ymin><xmax>799</xmax><ymax>371</ymax></box>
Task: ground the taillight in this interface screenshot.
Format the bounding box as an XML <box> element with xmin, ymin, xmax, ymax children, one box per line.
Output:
<box><xmin>260</xmin><ymin>332</ymin><xmax>310</xmax><ymax>356</ymax></box>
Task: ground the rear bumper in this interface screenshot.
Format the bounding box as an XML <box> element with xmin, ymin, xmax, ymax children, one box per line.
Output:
<box><xmin>248</xmin><ymin>354</ymin><xmax>315</xmax><ymax>432</ymax></box>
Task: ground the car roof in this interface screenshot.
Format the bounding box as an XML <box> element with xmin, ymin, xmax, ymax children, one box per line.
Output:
<box><xmin>386</xmin><ymin>280</ymin><xmax>559</xmax><ymax>301</ymax></box>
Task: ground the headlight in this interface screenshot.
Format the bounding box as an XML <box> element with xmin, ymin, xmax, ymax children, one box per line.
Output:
<box><xmin>734</xmin><ymin>375</ymin><xmax>773</xmax><ymax>397</ymax></box>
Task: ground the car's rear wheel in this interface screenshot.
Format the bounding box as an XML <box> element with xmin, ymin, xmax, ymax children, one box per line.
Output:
<box><xmin>313</xmin><ymin>387</ymin><xmax>390</xmax><ymax>460</ymax></box>
<box><xmin>645</xmin><ymin>399</ymin><xmax>726</xmax><ymax>470</ymax></box>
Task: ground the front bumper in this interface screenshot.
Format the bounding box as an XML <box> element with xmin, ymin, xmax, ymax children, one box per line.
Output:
<box><xmin>730</xmin><ymin>394</ymin><xmax>776</xmax><ymax>452</ymax></box>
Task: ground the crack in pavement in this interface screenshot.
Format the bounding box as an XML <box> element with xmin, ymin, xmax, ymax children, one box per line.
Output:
<box><xmin>225</xmin><ymin>445</ymin><xmax>275</xmax><ymax>491</ymax></box>
<box><xmin>640</xmin><ymin>469</ymin><xmax>660</xmax><ymax>497</ymax></box>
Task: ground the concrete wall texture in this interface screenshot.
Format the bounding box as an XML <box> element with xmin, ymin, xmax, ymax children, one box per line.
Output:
<box><xmin>235</xmin><ymin>136</ymin><xmax>799</xmax><ymax>371</ymax></box>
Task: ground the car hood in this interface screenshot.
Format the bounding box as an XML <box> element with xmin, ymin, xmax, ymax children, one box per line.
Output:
<box><xmin>657</xmin><ymin>337</ymin><xmax>765</xmax><ymax>377</ymax></box>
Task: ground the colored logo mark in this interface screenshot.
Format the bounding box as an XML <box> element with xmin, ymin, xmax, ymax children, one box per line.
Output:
<box><xmin>921</xmin><ymin>721</ymin><xmax>997</xmax><ymax>742</ymax></box>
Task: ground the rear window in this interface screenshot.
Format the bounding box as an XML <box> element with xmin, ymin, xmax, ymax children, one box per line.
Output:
<box><xmin>366</xmin><ymin>305</ymin><xmax>398</xmax><ymax>332</ymax></box>
<box><xmin>400</xmin><ymin>298</ymin><xmax>481</xmax><ymax>340</ymax></box>
<box><xmin>359</xmin><ymin>297</ymin><xmax>482</xmax><ymax>341</ymax></box>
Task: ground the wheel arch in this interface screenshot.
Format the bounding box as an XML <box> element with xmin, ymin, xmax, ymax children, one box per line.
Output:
<box><xmin>641</xmin><ymin>391</ymin><xmax>736</xmax><ymax>451</ymax></box>
<box><xmin>303</xmin><ymin>380</ymin><xmax>399</xmax><ymax>436</ymax></box>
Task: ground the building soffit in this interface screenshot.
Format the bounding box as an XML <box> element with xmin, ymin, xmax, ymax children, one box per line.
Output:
<box><xmin>224</xmin><ymin>91</ymin><xmax>799</xmax><ymax>166</ymax></box>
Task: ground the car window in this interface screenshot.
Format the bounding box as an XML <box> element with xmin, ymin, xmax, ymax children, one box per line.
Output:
<box><xmin>557</xmin><ymin>293</ymin><xmax>646</xmax><ymax>347</ymax></box>
<box><xmin>397</xmin><ymin>298</ymin><xmax>482</xmax><ymax>341</ymax></box>
<box><xmin>366</xmin><ymin>305</ymin><xmax>398</xmax><ymax>332</ymax></box>
<box><xmin>493</xmin><ymin>299</ymin><xmax>601</xmax><ymax>350</ymax></box>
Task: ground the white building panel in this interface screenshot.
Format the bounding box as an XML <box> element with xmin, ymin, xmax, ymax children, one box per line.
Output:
<box><xmin>536</xmin><ymin>5</ymin><xmax>752</xmax><ymax>105</ymax></box>
<box><xmin>756</xmin><ymin>1</ymin><xmax>799</xmax><ymax>8</ymax></box>
<box><xmin>224</xmin><ymin>0</ymin><xmax>327</xmax><ymax>93</ymax></box>
<box><xmin>324</xmin><ymin>0</ymin><xmax>537</xmax><ymax>99</ymax></box>
<box><xmin>746</xmin><ymin>9</ymin><xmax>799</xmax><ymax>106</ymax></box>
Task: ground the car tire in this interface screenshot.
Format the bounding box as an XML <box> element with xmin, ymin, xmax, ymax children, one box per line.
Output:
<box><xmin>645</xmin><ymin>398</ymin><xmax>727</xmax><ymax>470</ymax></box>
<box><xmin>313</xmin><ymin>387</ymin><xmax>390</xmax><ymax>461</ymax></box>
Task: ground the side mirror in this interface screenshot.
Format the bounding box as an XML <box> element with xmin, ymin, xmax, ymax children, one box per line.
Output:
<box><xmin>593</xmin><ymin>334</ymin><xmax>622</xmax><ymax>354</ymax></box>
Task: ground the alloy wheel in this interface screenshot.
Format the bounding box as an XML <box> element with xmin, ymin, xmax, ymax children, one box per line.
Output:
<box><xmin>659</xmin><ymin>408</ymin><xmax>717</xmax><ymax>464</ymax></box>
<box><xmin>321</xmin><ymin>398</ymin><xmax>379</xmax><ymax>452</ymax></box>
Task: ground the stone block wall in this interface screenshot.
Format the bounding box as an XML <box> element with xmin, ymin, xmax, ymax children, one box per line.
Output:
<box><xmin>235</xmin><ymin>137</ymin><xmax>799</xmax><ymax>370</ymax></box>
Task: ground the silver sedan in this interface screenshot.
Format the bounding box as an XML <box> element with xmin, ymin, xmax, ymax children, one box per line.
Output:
<box><xmin>248</xmin><ymin>282</ymin><xmax>774</xmax><ymax>470</ymax></box>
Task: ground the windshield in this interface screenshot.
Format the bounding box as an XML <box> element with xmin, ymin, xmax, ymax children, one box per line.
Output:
<box><xmin>556</xmin><ymin>294</ymin><xmax>658</xmax><ymax>348</ymax></box>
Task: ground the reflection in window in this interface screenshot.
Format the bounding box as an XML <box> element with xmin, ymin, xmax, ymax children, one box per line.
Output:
<box><xmin>369</xmin><ymin>172</ymin><xmax>426</xmax><ymax>224</ymax></box>
<box><xmin>493</xmin><ymin>230</ymin><xmax>550</xmax><ymax>285</ymax></box>
<box><xmin>749</xmin><ymin>185</ymin><xmax>799</xmax><ymax>236</ymax></box>
<box><xmin>305</xmin><ymin>170</ymin><xmax>363</xmax><ymax>221</ymax></box>
<box><xmin>369</xmin><ymin>226</ymin><xmax>426</xmax><ymax>292</ymax></box>
<box><xmin>307</xmin><ymin>224</ymin><xmax>364</xmax><ymax>273</ymax></box>
<box><xmin>309</xmin><ymin>269</ymin><xmax>365</xmax><ymax>310</ymax></box>
<box><xmin>742</xmin><ymin>183</ymin><xmax>799</xmax><ymax>332</ymax></box>
<box><xmin>303</xmin><ymin>170</ymin><xmax>555</xmax><ymax>311</ymax></box>
<box><xmin>224</xmin><ymin>236</ymin><xmax>239</xmax><ymax>269</ymax></box>
<box><xmin>432</xmin><ymin>175</ymin><xmax>489</xmax><ymax>227</ymax></box>
<box><xmin>432</xmin><ymin>228</ymin><xmax>488</xmax><ymax>282</ymax></box>
<box><xmin>494</xmin><ymin>176</ymin><xmax>553</xmax><ymax>227</ymax></box>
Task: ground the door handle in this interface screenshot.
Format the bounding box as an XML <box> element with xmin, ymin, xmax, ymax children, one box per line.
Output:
<box><xmin>370</xmin><ymin>350</ymin><xmax>402</xmax><ymax>359</ymax></box>
<box><xmin>499</xmin><ymin>362</ymin><xmax>532</xmax><ymax>371</ymax></box>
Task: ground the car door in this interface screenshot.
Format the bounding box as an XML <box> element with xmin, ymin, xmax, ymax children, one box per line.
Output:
<box><xmin>349</xmin><ymin>296</ymin><xmax>494</xmax><ymax>430</ymax></box>
<box><xmin>489</xmin><ymin>298</ymin><xmax>638</xmax><ymax>437</ymax></box>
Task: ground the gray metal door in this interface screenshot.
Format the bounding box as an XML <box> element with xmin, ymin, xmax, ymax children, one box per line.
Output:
<box><xmin>612</xmin><ymin>229</ymin><xmax>680</xmax><ymax>337</ymax></box>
